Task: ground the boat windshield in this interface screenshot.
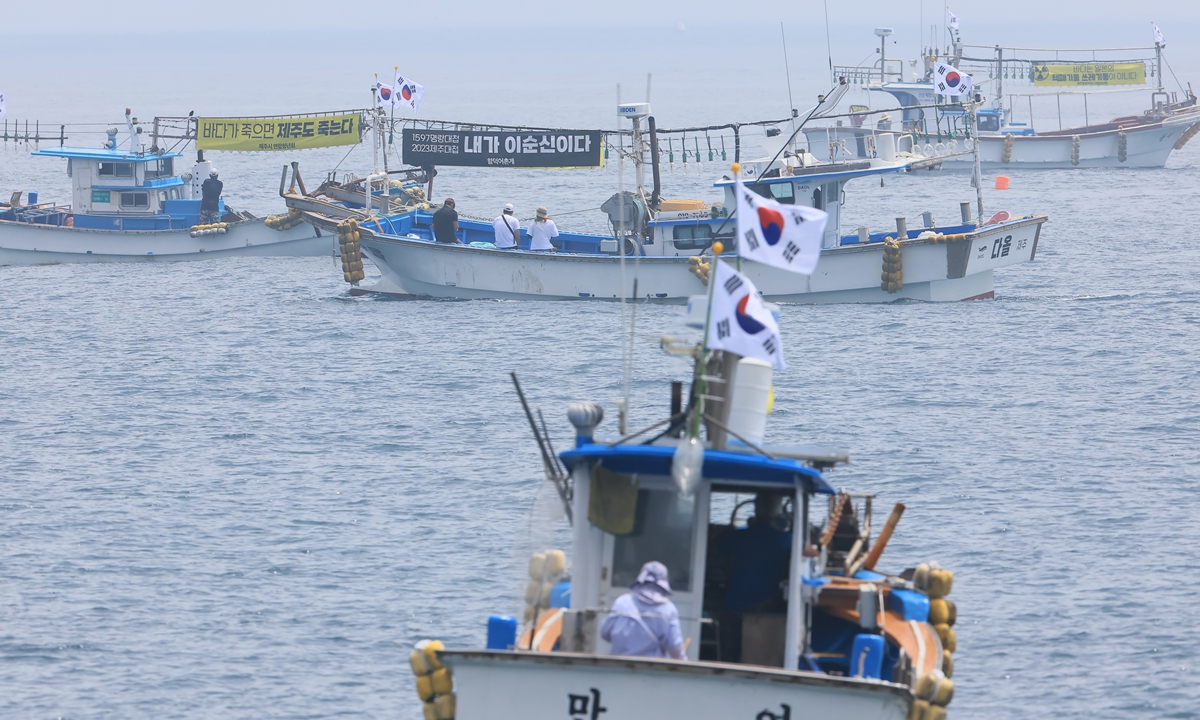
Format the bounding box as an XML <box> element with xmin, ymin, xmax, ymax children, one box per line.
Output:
<box><xmin>611</xmin><ymin>489</ymin><xmax>695</xmax><ymax>592</ymax></box>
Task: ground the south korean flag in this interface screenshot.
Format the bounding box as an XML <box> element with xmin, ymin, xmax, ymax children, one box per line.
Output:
<box><xmin>707</xmin><ymin>261</ymin><xmax>785</xmax><ymax>371</ymax></box>
<box><xmin>734</xmin><ymin>174</ymin><xmax>827</xmax><ymax>275</ymax></box>
<box><xmin>394</xmin><ymin>71</ymin><xmax>425</xmax><ymax>114</ymax></box>
<box><xmin>933</xmin><ymin>62</ymin><xmax>973</xmax><ymax>97</ymax></box>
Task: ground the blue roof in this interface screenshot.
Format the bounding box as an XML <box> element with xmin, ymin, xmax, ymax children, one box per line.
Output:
<box><xmin>560</xmin><ymin>443</ymin><xmax>835</xmax><ymax>494</ymax></box>
<box><xmin>31</xmin><ymin>147</ymin><xmax>182</xmax><ymax>162</ymax></box>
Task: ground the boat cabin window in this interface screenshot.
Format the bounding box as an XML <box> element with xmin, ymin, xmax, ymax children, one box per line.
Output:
<box><xmin>611</xmin><ymin>489</ymin><xmax>695</xmax><ymax>592</ymax></box>
<box><xmin>120</xmin><ymin>191</ymin><xmax>149</xmax><ymax>209</ymax></box>
<box><xmin>99</xmin><ymin>162</ymin><xmax>133</xmax><ymax>178</ymax></box>
<box><xmin>673</xmin><ymin>225</ymin><xmax>712</xmax><ymax>251</ymax></box>
<box><xmin>748</xmin><ymin>182</ymin><xmax>795</xmax><ymax>205</ymax></box>
<box><xmin>978</xmin><ymin>114</ymin><xmax>1001</xmax><ymax>132</ymax></box>
<box><xmin>143</xmin><ymin>158</ymin><xmax>174</xmax><ymax>179</ymax></box>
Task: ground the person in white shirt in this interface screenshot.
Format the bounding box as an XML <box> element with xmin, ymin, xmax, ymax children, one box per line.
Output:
<box><xmin>529</xmin><ymin>206</ymin><xmax>559</xmax><ymax>251</ymax></box>
<box><xmin>493</xmin><ymin>203</ymin><xmax>521</xmax><ymax>249</ymax></box>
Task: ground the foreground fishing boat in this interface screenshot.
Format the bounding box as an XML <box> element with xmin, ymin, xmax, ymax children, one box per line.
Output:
<box><xmin>0</xmin><ymin>112</ymin><xmax>327</xmax><ymax>265</ymax></box>
<box><xmin>806</xmin><ymin>27</ymin><xmax>1200</xmax><ymax>169</ymax></box>
<box><xmin>405</xmin><ymin>318</ymin><xmax>961</xmax><ymax>720</ymax></box>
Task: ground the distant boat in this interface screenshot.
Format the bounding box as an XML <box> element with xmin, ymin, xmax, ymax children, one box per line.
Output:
<box><xmin>287</xmin><ymin>151</ymin><xmax>1045</xmax><ymax>304</ymax></box>
<box><xmin>0</xmin><ymin>111</ymin><xmax>327</xmax><ymax>265</ymax></box>
<box><xmin>806</xmin><ymin>29</ymin><xmax>1200</xmax><ymax>169</ymax></box>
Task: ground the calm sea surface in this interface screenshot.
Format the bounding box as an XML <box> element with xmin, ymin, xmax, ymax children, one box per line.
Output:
<box><xmin>2</xmin><ymin>25</ymin><xmax>1200</xmax><ymax>719</ymax></box>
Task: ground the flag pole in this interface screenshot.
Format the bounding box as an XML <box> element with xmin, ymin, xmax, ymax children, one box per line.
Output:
<box><xmin>690</xmin><ymin>171</ymin><xmax>731</xmax><ymax>439</ymax></box>
<box><xmin>390</xmin><ymin>66</ymin><xmax>398</xmax><ymax>148</ymax></box>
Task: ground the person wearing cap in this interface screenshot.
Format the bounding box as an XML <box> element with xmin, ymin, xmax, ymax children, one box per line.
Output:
<box><xmin>529</xmin><ymin>206</ymin><xmax>560</xmax><ymax>251</ymax></box>
<box><xmin>599</xmin><ymin>561</ymin><xmax>686</xmax><ymax>659</ymax></box>
<box><xmin>493</xmin><ymin>203</ymin><xmax>521</xmax><ymax>249</ymax></box>
<box><xmin>199</xmin><ymin>170</ymin><xmax>223</xmax><ymax>225</ymax></box>
<box><xmin>432</xmin><ymin>198</ymin><xmax>461</xmax><ymax>244</ymax></box>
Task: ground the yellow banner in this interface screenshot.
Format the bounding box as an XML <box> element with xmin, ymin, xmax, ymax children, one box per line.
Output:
<box><xmin>1032</xmin><ymin>62</ymin><xmax>1145</xmax><ymax>87</ymax></box>
<box><xmin>196</xmin><ymin>113</ymin><xmax>361</xmax><ymax>151</ymax></box>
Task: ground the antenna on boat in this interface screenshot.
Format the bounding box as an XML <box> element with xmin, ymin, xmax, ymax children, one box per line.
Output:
<box><xmin>781</xmin><ymin>23</ymin><xmax>798</xmax><ymax>145</ymax></box>
<box><xmin>824</xmin><ymin>0</ymin><xmax>834</xmax><ymax>86</ymax></box>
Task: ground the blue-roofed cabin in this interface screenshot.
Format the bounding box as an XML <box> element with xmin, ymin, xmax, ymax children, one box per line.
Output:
<box><xmin>21</xmin><ymin>146</ymin><xmax>218</xmax><ymax>231</ymax></box>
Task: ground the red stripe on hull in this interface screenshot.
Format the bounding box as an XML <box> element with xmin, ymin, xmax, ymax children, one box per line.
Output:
<box><xmin>961</xmin><ymin>290</ymin><xmax>996</xmax><ymax>301</ymax></box>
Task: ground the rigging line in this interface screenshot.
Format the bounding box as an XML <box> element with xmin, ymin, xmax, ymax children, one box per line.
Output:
<box><xmin>1161</xmin><ymin>53</ymin><xmax>1187</xmax><ymax>95</ymax></box>
<box><xmin>331</xmin><ymin>141</ymin><xmax>360</xmax><ymax>173</ymax></box>
<box><xmin>824</xmin><ymin>0</ymin><xmax>834</xmax><ymax>86</ymax></box>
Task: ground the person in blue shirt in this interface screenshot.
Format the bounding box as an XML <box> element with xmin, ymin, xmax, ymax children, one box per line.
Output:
<box><xmin>718</xmin><ymin>493</ymin><xmax>792</xmax><ymax>662</ymax></box>
<box><xmin>600</xmin><ymin>561</ymin><xmax>686</xmax><ymax>659</ymax></box>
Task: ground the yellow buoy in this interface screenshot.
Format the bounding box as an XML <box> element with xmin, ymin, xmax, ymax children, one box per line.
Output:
<box><xmin>926</xmin><ymin>705</ymin><xmax>947</xmax><ymax>720</ymax></box>
<box><xmin>932</xmin><ymin>678</ymin><xmax>955</xmax><ymax>706</ymax></box>
<box><xmin>946</xmin><ymin>599</ymin><xmax>957</xmax><ymax>627</ymax></box>
<box><xmin>431</xmin><ymin>667</ymin><xmax>453</xmax><ymax>695</ymax></box>
<box><xmin>928</xmin><ymin>598</ymin><xmax>950</xmax><ymax>625</ymax></box>
<box><xmin>935</xmin><ymin>624</ymin><xmax>957</xmax><ymax>653</ymax></box>
<box><xmin>907</xmin><ymin>699</ymin><xmax>929</xmax><ymax>720</ymax></box>
<box><xmin>422</xmin><ymin>701</ymin><xmax>438</xmax><ymax>720</ymax></box>
<box><xmin>928</xmin><ymin>569</ymin><xmax>954</xmax><ymax>598</ymax></box>
<box><xmin>546</xmin><ymin>549</ymin><xmax>567</xmax><ymax>576</ymax></box>
<box><xmin>942</xmin><ymin>649</ymin><xmax>954</xmax><ymax>678</ymax></box>
<box><xmin>915</xmin><ymin>673</ymin><xmax>938</xmax><ymax>701</ymax></box>
<box><xmin>410</xmin><ymin>648</ymin><xmax>431</xmax><ymax>675</ymax></box>
<box><xmin>423</xmin><ymin>640</ymin><xmax>445</xmax><ymax>670</ymax></box>
<box><xmin>434</xmin><ymin>692</ymin><xmax>456</xmax><ymax>720</ymax></box>
<box><xmin>416</xmin><ymin>674</ymin><xmax>434</xmax><ymax>702</ymax></box>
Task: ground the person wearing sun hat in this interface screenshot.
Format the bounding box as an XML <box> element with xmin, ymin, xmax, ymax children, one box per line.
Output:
<box><xmin>599</xmin><ymin>561</ymin><xmax>686</xmax><ymax>659</ymax></box>
<box><xmin>529</xmin><ymin>206</ymin><xmax>560</xmax><ymax>251</ymax></box>
<box><xmin>493</xmin><ymin>203</ymin><xmax>521</xmax><ymax>249</ymax></box>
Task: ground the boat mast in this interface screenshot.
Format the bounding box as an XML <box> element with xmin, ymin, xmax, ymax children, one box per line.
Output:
<box><xmin>970</xmin><ymin>100</ymin><xmax>984</xmax><ymax>224</ymax></box>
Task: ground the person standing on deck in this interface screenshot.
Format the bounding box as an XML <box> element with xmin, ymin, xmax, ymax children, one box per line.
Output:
<box><xmin>600</xmin><ymin>561</ymin><xmax>686</xmax><ymax>659</ymax></box>
<box><xmin>718</xmin><ymin>493</ymin><xmax>792</xmax><ymax>662</ymax></box>
<box><xmin>432</xmin><ymin>198</ymin><xmax>462</xmax><ymax>244</ymax></box>
<box><xmin>493</xmin><ymin>203</ymin><xmax>521</xmax><ymax>249</ymax></box>
<box><xmin>529</xmin><ymin>206</ymin><xmax>559</xmax><ymax>251</ymax></box>
<box><xmin>199</xmin><ymin>171</ymin><xmax>223</xmax><ymax>225</ymax></box>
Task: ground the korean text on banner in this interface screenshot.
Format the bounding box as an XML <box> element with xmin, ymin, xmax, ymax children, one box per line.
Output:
<box><xmin>403</xmin><ymin>128</ymin><xmax>604</xmax><ymax>168</ymax></box>
<box><xmin>196</xmin><ymin>113</ymin><xmax>361</xmax><ymax>151</ymax></box>
<box><xmin>734</xmin><ymin>176</ymin><xmax>827</xmax><ymax>275</ymax></box>
<box><xmin>933</xmin><ymin>62</ymin><xmax>973</xmax><ymax>97</ymax></box>
<box><xmin>1031</xmin><ymin>63</ymin><xmax>1146</xmax><ymax>87</ymax></box>
<box><xmin>707</xmin><ymin>261</ymin><xmax>786</xmax><ymax>371</ymax></box>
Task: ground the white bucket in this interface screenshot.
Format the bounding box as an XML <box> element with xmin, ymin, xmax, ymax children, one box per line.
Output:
<box><xmin>726</xmin><ymin>357</ymin><xmax>773</xmax><ymax>447</ymax></box>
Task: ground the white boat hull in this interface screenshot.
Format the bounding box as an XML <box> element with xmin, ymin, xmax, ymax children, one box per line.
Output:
<box><xmin>0</xmin><ymin>218</ymin><xmax>331</xmax><ymax>265</ymax></box>
<box><xmin>443</xmin><ymin>651</ymin><xmax>909</xmax><ymax>720</ymax></box>
<box><xmin>806</xmin><ymin>112</ymin><xmax>1200</xmax><ymax>169</ymax></box>
<box><xmin>356</xmin><ymin>217</ymin><xmax>1044</xmax><ymax>303</ymax></box>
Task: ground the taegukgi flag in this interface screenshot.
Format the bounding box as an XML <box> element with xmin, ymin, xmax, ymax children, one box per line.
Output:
<box><xmin>1153</xmin><ymin>24</ymin><xmax>1165</xmax><ymax>47</ymax></box>
<box><xmin>734</xmin><ymin>174</ymin><xmax>827</xmax><ymax>275</ymax></box>
<box><xmin>947</xmin><ymin>8</ymin><xmax>959</xmax><ymax>30</ymax></box>
<box><xmin>376</xmin><ymin>82</ymin><xmax>396</xmax><ymax>108</ymax></box>
<box><xmin>707</xmin><ymin>261</ymin><xmax>785</xmax><ymax>371</ymax></box>
<box><xmin>394</xmin><ymin>71</ymin><xmax>424</xmax><ymax>113</ymax></box>
<box><xmin>933</xmin><ymin>62</ymin><xmax>973</xmax><ymax>97</ymax></box>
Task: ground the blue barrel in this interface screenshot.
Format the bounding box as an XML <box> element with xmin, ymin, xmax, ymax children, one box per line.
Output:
<box><xmin>27</xmin><ymin>191</ymin><xmax>38</xmax><ymax>205</ymax></box>
<box><xmin>850</xmin><ymin>634</ymin><xmax>886</xmax><ymax>679</ymax></box>
<box><xmin>549</xmin><ymin>581</ymin><xmax>571</xmax><ymax>608</ymax></box>
<box><xmin>487</xmin><ymin>615</ymin><xmax>518</xmax><ymax>650</ymax></box>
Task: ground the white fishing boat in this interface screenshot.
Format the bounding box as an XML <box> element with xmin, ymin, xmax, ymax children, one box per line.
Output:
<box><xmin>404</xmin><ymin>324</ymin><xmax>962</xmax><ymax>720</ymax></box>
<box><xmin>805</xmin><ymin>27</ymin><xmax>1200</xmax><ymax>169</ymax></box>
<box><xmin>0</xmin><ymin>111</ymin><xmax>327</xmax><ymax>265</ymax></box>
<box><xmin>286</xmin><ymin>101</ymin><xmax>1045</xmax><ymax>304</ymax></box>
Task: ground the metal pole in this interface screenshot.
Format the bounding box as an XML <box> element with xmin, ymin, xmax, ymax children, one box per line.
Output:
<box><xmin>1056</xmin><ymin>94</ymin><xmax>1062</xmax><ymax>130</ymax></box>
<box><xmin>971</xmin><ymin>104</ymin><xmax>984</xmax><ymax>225</ymax></box>
<box><xmin>783</xmin><ymin>483</ymin><xmax>806</xmax><ymax>670</ymax></box>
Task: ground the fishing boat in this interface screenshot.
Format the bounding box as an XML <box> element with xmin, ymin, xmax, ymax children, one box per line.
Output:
<box><xmin>0</xmin><ymin>111</ymin><xmax>327</xmax><ymax>265</ymax></box>
<box><xmin>804</xmin><ymin>28</ymin><xmax>1200</xmax><ymax>168</ymax></box>
<box><xmin>404</xmin><ymin>324</ymin><xmax>961</xmax><ymax>720</ymax></box>
<box><xmin>285</xmin><ymin>114</ymin><xmax>1046</xmax><ymax>303</ymax></box>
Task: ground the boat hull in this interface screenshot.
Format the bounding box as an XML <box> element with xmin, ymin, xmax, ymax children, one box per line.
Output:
<box><xmin>355</xmin><ymin>217</ymin><xmax>1044</xmax><ymax>303</ymax></box>
<box><xmin>0</xmin><ymin>218</ymin><xmax>331</xmax><ymax>265</ymax></box>
<box><xmin>806</xmin><ymin>112</ymin><xmax>1200</xmax><ymax>169</ymax></box>
<box><xmin>442</xmin><ymin>650</ymin><xmax>910</xmax><ymax>720</ymax></box>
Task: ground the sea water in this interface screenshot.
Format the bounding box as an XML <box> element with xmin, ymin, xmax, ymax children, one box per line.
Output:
<box><xmin>1</xmin><ymin>23</ymin><xmax>1199</xmax><ymax>719</ymax></box>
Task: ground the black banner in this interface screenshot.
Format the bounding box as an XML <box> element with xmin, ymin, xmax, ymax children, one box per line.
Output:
<box><xmin>402</xmin><ymin>128</ymin><xmax>604</xmax><ymax>168</ymax></box>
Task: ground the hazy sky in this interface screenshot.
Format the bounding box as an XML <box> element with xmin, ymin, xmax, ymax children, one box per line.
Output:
<box><xmin>2</xmin><ymin>0</ymin><xmax>1197</xmax><ymax>34</ymax></box>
